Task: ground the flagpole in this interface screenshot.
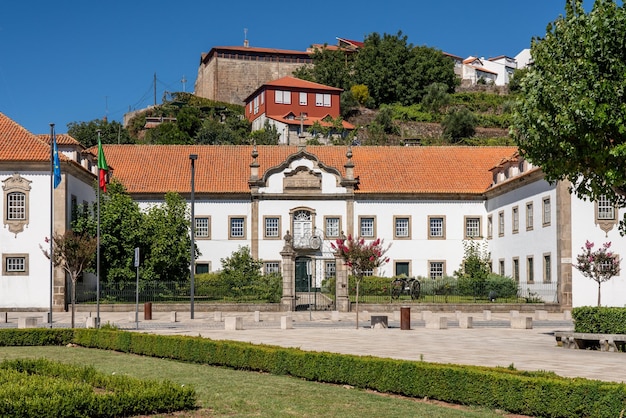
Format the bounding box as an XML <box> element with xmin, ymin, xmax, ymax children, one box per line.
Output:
<box><xmin>96</xmin><ymin>130</ymin><xmax>101</xmax><ymax>328</ymax></box>
<box><xmin>49</xmin><ymin>123</ymin><xmax>55</xmax><ymax>328</ymax></box>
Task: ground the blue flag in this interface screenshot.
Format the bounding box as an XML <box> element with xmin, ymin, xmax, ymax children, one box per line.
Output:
<box><xmin>52</xmin><ymin>134</ymin><xmax>61</xmax><ymax>188</ymax></box>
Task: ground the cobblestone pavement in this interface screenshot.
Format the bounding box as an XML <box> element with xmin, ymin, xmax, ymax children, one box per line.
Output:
<box><xmin>2</xmin><ymin>309</ymin><xmax>624</xmax><ymax>384</ymax></box>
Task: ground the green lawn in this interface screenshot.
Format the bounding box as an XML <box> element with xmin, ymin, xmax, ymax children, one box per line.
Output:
<box><xmin>0</xmin><ymin>346</ymin><xmax>517</xmax><ymax>417</ymax></box>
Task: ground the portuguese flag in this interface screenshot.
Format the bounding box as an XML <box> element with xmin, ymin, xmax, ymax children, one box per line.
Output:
<box><xmin>97</xmin><ymin>137</ymin><xmax>108</xmax><ymax>192</ymax></box>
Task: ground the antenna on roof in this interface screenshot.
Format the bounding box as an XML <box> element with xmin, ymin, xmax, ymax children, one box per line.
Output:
<box><xmin>243</xmin><ymin>28</ymin><xmax>249</xmax><ymax>47</ymax></box>
<box><xmin>181</xmin><ymin>75</ymin><xmax>187</xmax><ymax>92</ymax></box>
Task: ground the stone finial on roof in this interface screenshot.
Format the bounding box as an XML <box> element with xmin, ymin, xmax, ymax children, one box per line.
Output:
<box><xmin>344</xmin><ymin>146</ymin><xmax>354</xmax><ymax>180</ymax></box>
<box><xmin>250</xmin><ymin>142</ymin><xmax>259</xmax><ymax>180</ymax></box>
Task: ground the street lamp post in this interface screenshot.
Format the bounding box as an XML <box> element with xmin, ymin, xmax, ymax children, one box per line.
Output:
<box><xmin>189</xmin><ymin>154</ymin><xmax>198</xmax><ymax>319</ymax></box>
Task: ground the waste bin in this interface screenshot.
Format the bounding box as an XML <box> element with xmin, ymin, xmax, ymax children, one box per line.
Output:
<box><xmin>144</xmin><ymin>302</ymin><xmax>152</xmax><ymax>320</ymax></box>
<box><xmin>400</xmin><ymin>306</ymin><xmax>411</xmax><ymax>330</ymax></box>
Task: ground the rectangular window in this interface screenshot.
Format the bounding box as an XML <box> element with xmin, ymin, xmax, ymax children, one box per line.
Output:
<box><xmin>487</xmin><ymin>215</ymin><xmax>493</xmax><ymax>239</ymax></box>
<box><xmin>512</xmin><ymin>206</ymin><xmax>519</xmax><ymax>233</ymax></box>
<box><xmin>275</xmin><ymin>90</ymin><xmax>291</xmax><ymax>104</ymax></box>
<box><xmin>465</xmin><ymin>216</ymin><xmax>481</xmax><ymax>239</ymax></box>
<box><xmin>498</xmin><ymin>211</ymin><xmax>505</xmax><ymax>237</ymax></box>
<box><xmin>2</xmin><ymin>254</ymin><xmax>28</xmax><ymax>276</ymax></box>
<box><xmin>325</xmin><ymin>217</ymin><xmax>341</xmax><ymax>238</ymax></box>
<box><xmin>299</xmin><ymin>92</ymin><xmax>307</xmax><ymax>105</ymax></box>
<box><xmin>429</xmin><ymin>261</ymin><xmax>445</xmax><ymax>279</ymax></box>
<box><xmin>264</xmin><ymin>216</ymin><xmax>280</xmax><ymax>239</ymax></box>
<box><xmin>542</xmin><ymin>197</ymin><xmax>551</xmax><ymax>226</ymax></box>
<box><xmin>261</xmin><ymin>91</ymin><xmax>264</xmax><ymax>105</ymax></box>
<box><xmin>395</xmin><ymin>261</ymin><xmax>410</xmax><ymax>277</ymax></box>
<box><xmin>195</xmin><ymin>217</ymin><xmax>210</xmax><ymax>239</ymax></box>
<box><xmin>264</xmin><ymin>262</ymin><xmax>280</xmax><ymax>275</ymax></box>
<box><xmin>513</xmin><ymin>258</ymin><xmax>519</xmax><ymax>282</ymax></box>
<box><xmin>229</xmin><ymin>216</ymin><xmax>246</xmax><ymax>239</ymax></box>
<box><xmin>527</xmin><ymin>256</ymin><xmax>534</xmax><ymax>283</ymax></box>
<box><xmin>428</xmin><ymin>216</ymin><xmax>445</xmax><ymax>239</ymax></box>
<box><xmin>7</xmin><ymin>192</ymin><xmax>25</xmax><ymax>220</ymax></box>
<box><xmin>315</xmin><ymin>93</ymin><xmax>331</xmax><ymax>107</ymax></box>
<box><xmin>362</xmin><ymin>269</ymin><xmax>374</xmax><ymax>277</ymax></box>
<box><xmin>597</xmin><ymin>195</ymin><xmax>615</xmax><ymax>220</ymax></box>
<box><xmin>359</xmin><ymin>216</ymin><xmax>375</xmax><ymax>237</ymax></box>
<box><xmin>253</xmin><ymin>96</ymin><xmax>259</xmax><ymax>114</ymax></box>
<box><xmin>499</xmin><ymin>259</ymin><xmax>505</xmax><ymax>276</ymax></box>
<box><xmin>526</xmin><ymin>202</ymin><xmax>534</xmax><ymax>230</ymax></box>
<box><xmin>543</xmin><ymin>254</ymin><xmax>551</xmax><ymax>283</ymax></box>
<box><xmin>325</xmin><ymin>261</ymin><xmax>336</xmax><ymax>279</ymax></box>
<box><xmin>195</xmin><ymin>262</ymin><xmax>210</xmax><ymax>274</ymax></box>
<box><xmin>394</xmin><ymin>216</ymin><xmax>410</xmax><ymax>239</ymax></box>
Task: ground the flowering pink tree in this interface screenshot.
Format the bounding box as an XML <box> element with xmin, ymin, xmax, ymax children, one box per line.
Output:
<box><xmin>331</xmin><ymin>235</ymin><xmax>390</xmax><ymax>329</ymax></box>
<box><xmin>574</xmin><ymin>240</ymin><xmax>621</xmax><ymax>306</ymax></box>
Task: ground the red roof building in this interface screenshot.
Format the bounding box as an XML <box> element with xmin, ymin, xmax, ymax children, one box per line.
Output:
<box><xmin>243</xmin><ymin>76</ymin><xmax>354</xmax><ymax>145</ymax></box>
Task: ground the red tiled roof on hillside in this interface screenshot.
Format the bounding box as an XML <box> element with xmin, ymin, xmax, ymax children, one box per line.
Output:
<box><xmin>98</xmin><ymin>145</ymin><xmax>517</xmax><ymax>195</ymax></box>
<box><xmin>265</xmin><ymin>76</ymin><xmax>342</xmax><ymax>92</ymax></box>
<box><xmin>0</xmin><ymin>112</ymin><xmax>54</xmax><ymax>161</ymax></box>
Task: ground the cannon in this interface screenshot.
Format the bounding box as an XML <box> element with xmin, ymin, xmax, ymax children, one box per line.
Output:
<box><xmin>391</xmin><ymin>277</ymin><xmax>420</xmax><ymax>300</ymax></box>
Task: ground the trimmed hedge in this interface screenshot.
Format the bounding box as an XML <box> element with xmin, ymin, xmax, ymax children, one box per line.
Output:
<box><xmin>71</xmin><ymin>329</ymin><xmax>626</xmax><ymax>418</ymax></box>
<box><xmin>0</xmin><ymin>358</ymin><xmax>196</xmax><ymax>417</ymax></box>
<box><xmin>573</xmin><ymin>306</ymin><xmax>626</xmax><ymax>334</ymax></box>
<box><xmin>2</xmin><ymin>328</ymin><xmax>626</xmax><ymax>417</ymax></box>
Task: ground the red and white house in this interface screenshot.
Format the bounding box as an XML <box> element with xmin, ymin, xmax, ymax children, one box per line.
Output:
<box><xmin>244</xmin><ymin>76</ymin><xmax>355</xmax><ymax>145</ymax></box>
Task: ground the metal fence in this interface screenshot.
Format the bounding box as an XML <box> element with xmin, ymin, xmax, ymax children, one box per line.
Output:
<box><xmin>75</xmin><ymin>279</ymin><xmax>559</xmax><ymax>305</ymax></box>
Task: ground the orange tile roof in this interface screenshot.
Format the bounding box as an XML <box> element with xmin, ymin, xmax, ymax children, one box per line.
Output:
<box><xmin>264</xmin><ymin>76</ymin><xmax>343</xmax><ymax>92</ymax></box>
<box><xmin>38</xmin><ymin>133</ymin><xmax>82</xmax><ymax>147</ymax></box>
<box><xmin>0</xmin><ymin>112</ymin><xmax>53</xmax><ymax>161</ymax></box>
<box><xmin>97</xmin><ymin>145</ymin><xmax>517</xmax><ymax>196</ymax></box>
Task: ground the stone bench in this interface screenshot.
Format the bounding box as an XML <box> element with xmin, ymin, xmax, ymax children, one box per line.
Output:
<box><xmin>370</xmin><ymin>315</ymin><xmax>388</xmax><ymax>329</ymax></box>
<box><xmin>18</xmin><ymin>317</ymin><xmax>39</xmax><ymax>328</ymax></box>
<box><xmin>425</xmin><ymin>316</ymin><xmax>448</xmax><ymax>329</ymax></box>
<box><xmin>555</xmin><ymin>332</ymin><xmax>626</xmax><ymax>352</ymax></box>
<box><xmin>281</xmin><ymin>316</ymin><xmax>293</xmax><ymax>330</ymax></box>
<box><xmin>510</xmin><ymin>316</ymin><xmax>533</xmax><ymax>329</ymax></box>
<box><xmin>224</xmin><ymin>316</ymin><xmax>243</xmax><ymax>330</ymax></box>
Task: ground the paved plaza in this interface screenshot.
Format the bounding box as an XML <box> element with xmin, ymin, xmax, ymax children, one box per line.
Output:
<box><xmin>2</xmin><ymin>309</ymin><xmax>624</xmax><ymax>384</ymax></box>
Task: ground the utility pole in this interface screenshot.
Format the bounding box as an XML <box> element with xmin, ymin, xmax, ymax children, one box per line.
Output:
<box><xmin>181</xmin><ymin>75</ymin><xmax>187</xmax><ymax>93</ymax></box>
<box><xmin>154</xmin><ymin>73</ymin><xmax>157</xmax><ymax>106</ymax></box>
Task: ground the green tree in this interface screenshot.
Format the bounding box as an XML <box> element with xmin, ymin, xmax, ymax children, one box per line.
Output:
<box><xmin>141</xmin><ymin>192</ymin><xmax>193</xmax><ymax>283</ymax></box>
<box><xmin>421</xmin><ymin>82</ymin><xmax>451</xmax><ymax>114</ymax></box>
<box><xmin>350</xmin><ymin>84</ymin><xmax>371</xmax><ymax>107</ymax></box>
<box><xmin>40</xmin><ymin>231</ymin><xmax>97</xmax><ymax>328</ymax></box>
<box><xmin>574</xmin><ymin>240</ymin><xmax>621</xmax><ymax>306</ymax></box>
<box><xmin>454</xmin><ymin>240</ymin><xmax>491</xmax><ymax>299</ymax></box>
<box><xmin>292</xmin><ymin>46</ymin><xmax>353</xmax><ymax>90</ymax></box>
<box><xmin>250</xmin><ymin>120</ymin><xmax>280</xmax><ymax>145</ymax></box>
<box><xmin>67</xmin><ymin>119</ymin><xmax>133</xmax><ymax>148</ymax></box>
<box><xmin>354</xmin><ymin>31</ymin><xmax>457</xmax><ymax>107</ymax></box>
<box><xmin>331</xmin><ymin>236</ymin><xmax>390</xmax><ymax>329</ymax></box>
<box><xmin>220</xmin><ymin>246</ymin><xmax>263</xmax><ymax>299</ymax></box>
<box><xmin>512</xmin><ymin>0</ymin><xmax>626</xmax><ymax>212</ymax></box>
<box><xmin>73</xmin><ymin>181</ymin><xmax>144</xmax><ymax>283</ymax></box>
<box><xmin>441</xmin><ymin>107</ymin><xmax>477</xmax><ymax>143</ymax></box>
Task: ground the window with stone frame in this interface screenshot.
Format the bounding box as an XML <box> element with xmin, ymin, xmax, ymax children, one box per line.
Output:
<box><xmin>2</xmin><ymin>254</ymin><xmax>28</xmax><ymax>276</ymax></box>
<box><xmin>543</xmin><ymin>254</ymin><xmax>551</xmax><ymax>283</ymax></box>
<box><xmin>464</xmin><ymin>216</ymin><xmax>481</xmax><ymax>239</ymax></box>
<box><xmin>264</xmin><ymin>261</ymin><xmax>281</xmax><ymax>275</ymax></box>
<box><xmin>512</xmin><ymin>206</ymin><xmax>519</xmax><ymax>234</ymax></box>
<box><xmin>324</xmin><ymin>216</ymin><xmax>341</xmax><ymax>238</ymax></box>
<box><xmin>264</xmin><ymin>216</ymin><xmax>281</xmax><ymax>239</ymax></box>
<box><xmin>195</xmin><ymin>217</ymin><xmax>210</xmax><ymax>239</ymax></box>
<box><xmin>229</xmin><ymin>216</ymin><xmax>246</xmax><ymax>239</ymax></box>
<box><xmin>325</xmin><ymin>261</ymin><xmax>336</xmax><ymax>279</ymax></box>
<box><xmin>3</xmin><ymin>173</ymin><xmax>31</xmax><ymax>235</ymax></box>
<box><xmin>394</xmin><ymin>216</ymin><xmax>410</xmax><ymax>239</ymax></box>
<box><xmin>429</xmin><ymin>261</ymin><xmax>445</xmax><ymax>279</ymax></box>
<box><xmin>542</xmin><ymin>197</ymin><xmax>551</xmax><ymax>226</ymax></box>
<box><xmin>428</xmin><ymin>216</ymin><xmax>445</xmax><ymax>239</ymax></box>
<box><xmin>526</xmin><ymin>202</ymin><xmax>534</xmax><ymax>230</ymax></box>
<box><xmin>498</xmin><ymin>211</ymin><xmax>505</xmax><ymax>237</ymax></box>
<box><xmin>359</xmin><ymin>216</ymin><xmax>376</xmax><ymax>238</ymax></box>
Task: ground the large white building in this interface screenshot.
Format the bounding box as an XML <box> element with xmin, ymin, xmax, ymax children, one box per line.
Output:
<box><xmin>1</xmin><ymin>112</ymin><xmax>624</xmax><ymax>311</ymax></box>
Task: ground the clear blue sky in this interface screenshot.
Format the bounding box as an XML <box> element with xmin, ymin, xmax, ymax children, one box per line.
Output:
<box><xmin>1</xmin><ymin>0</ymin><xmax>571</xmax><ymax>134</ymax></box>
